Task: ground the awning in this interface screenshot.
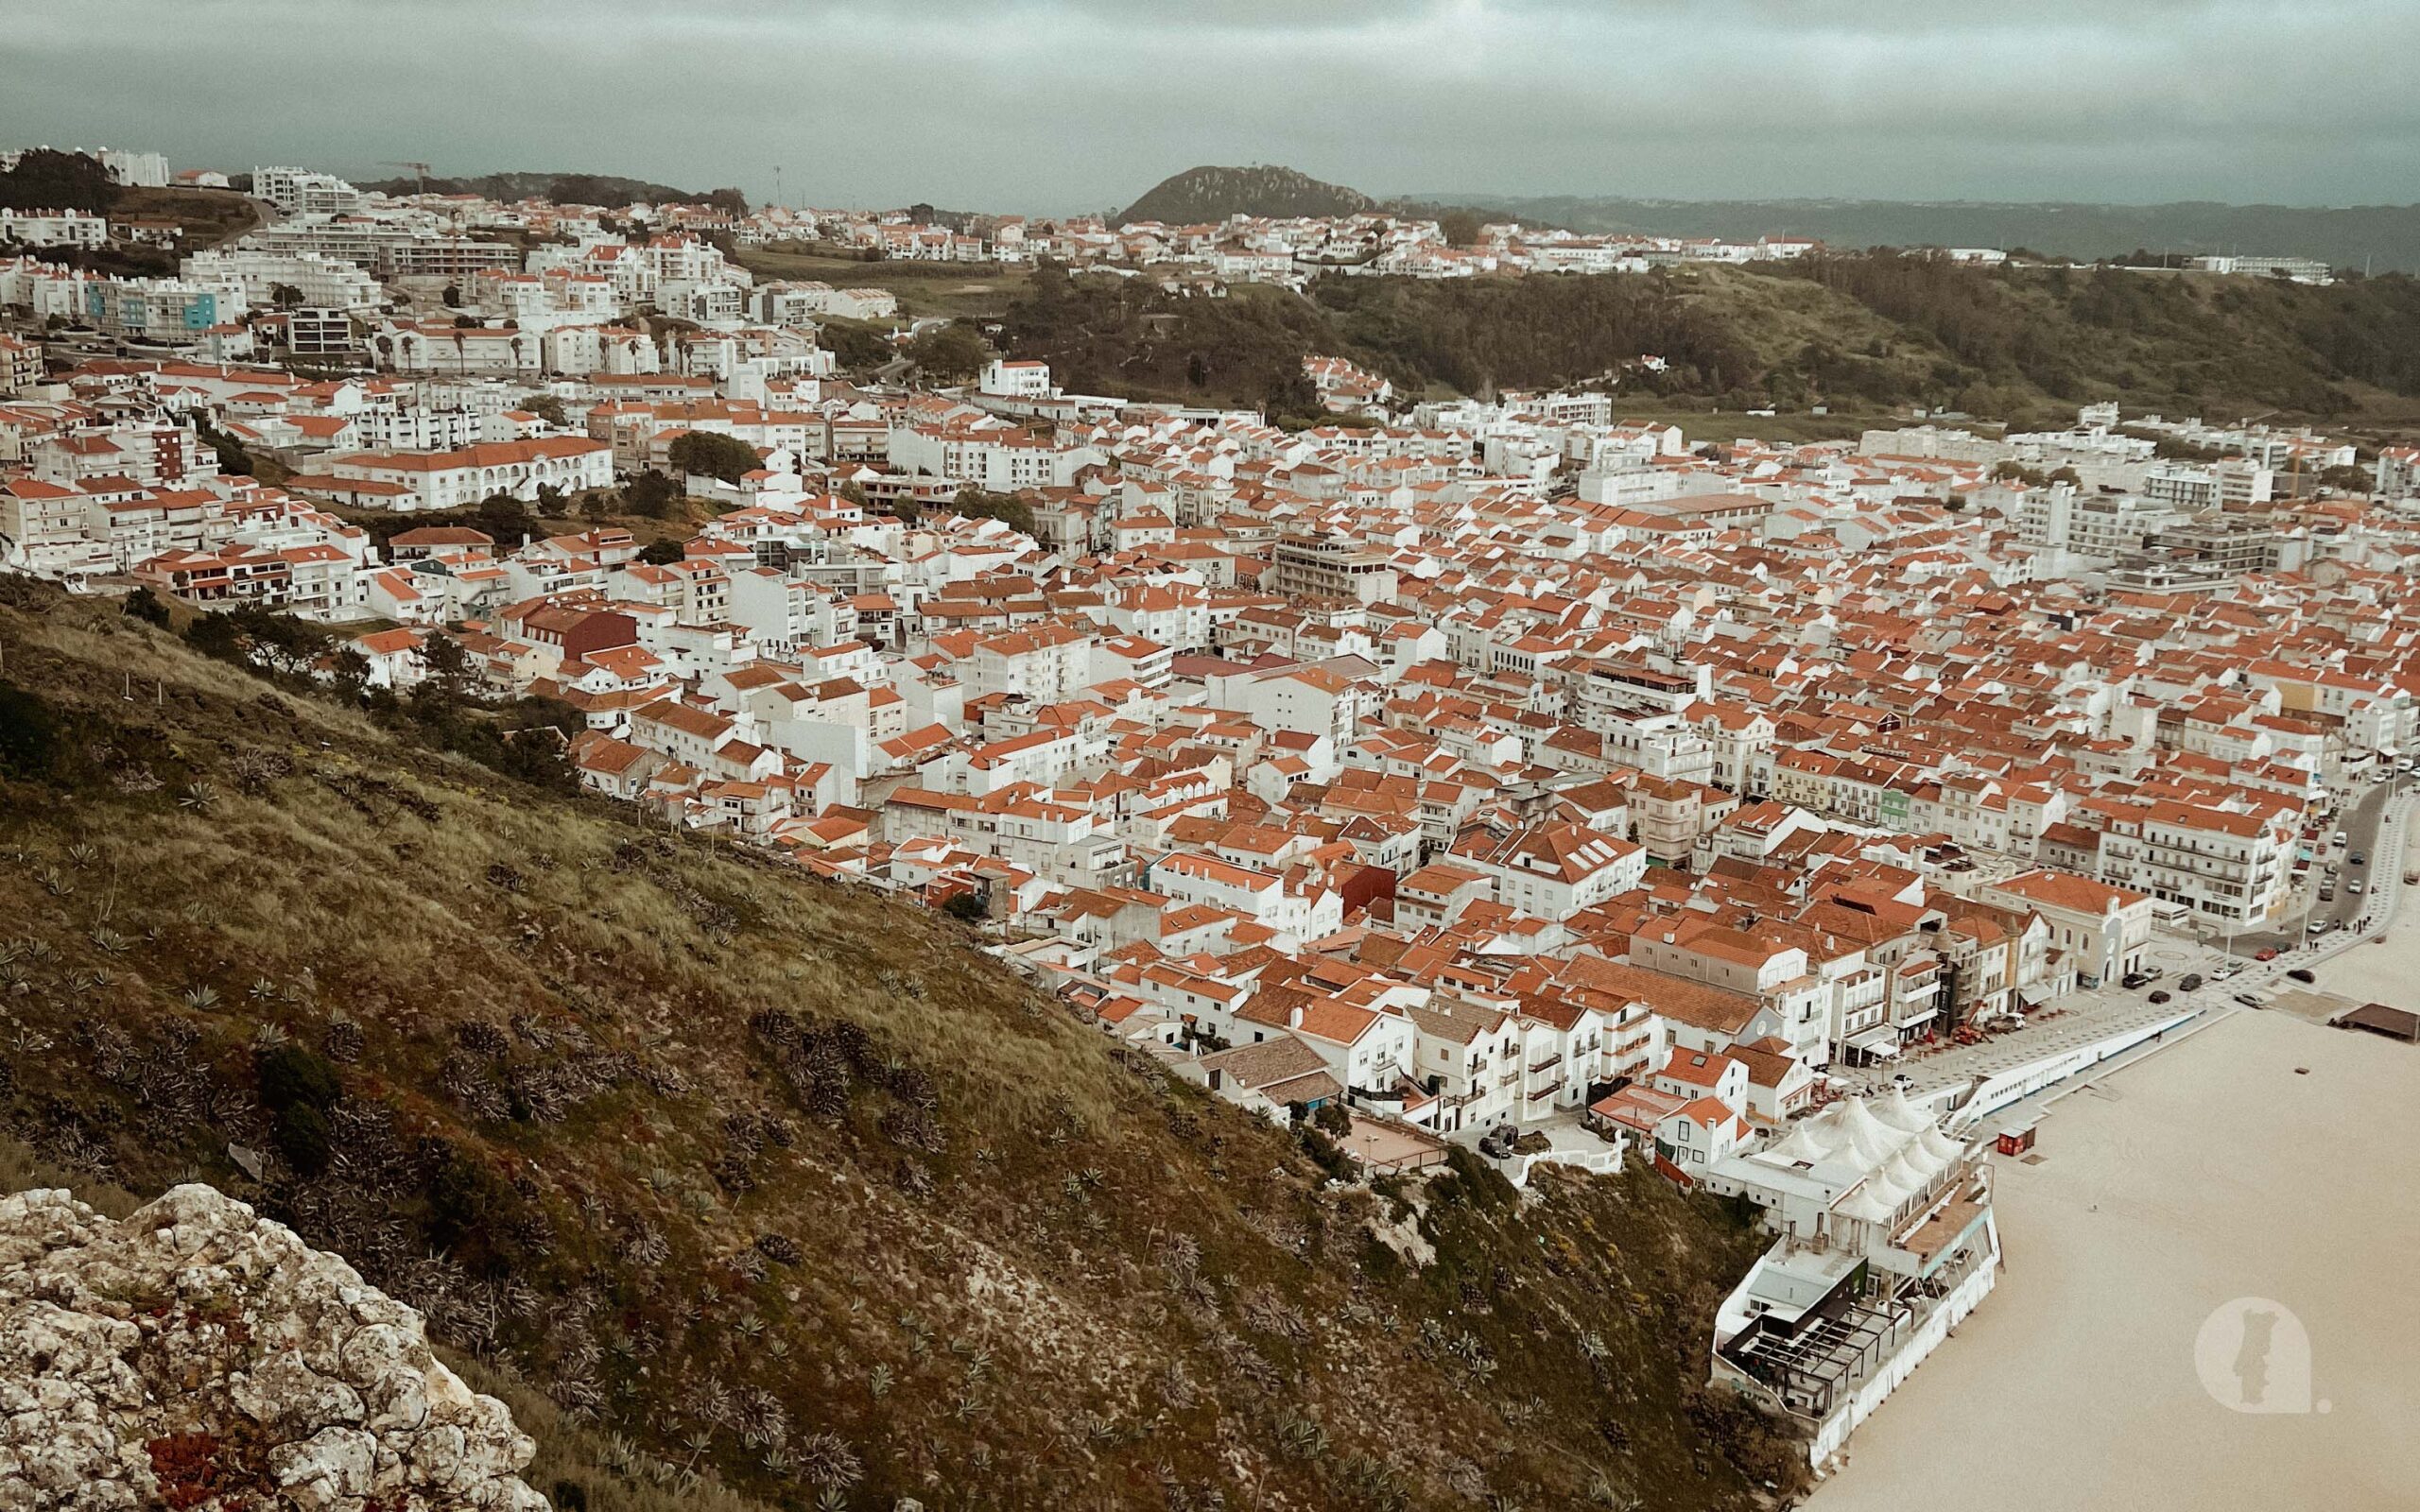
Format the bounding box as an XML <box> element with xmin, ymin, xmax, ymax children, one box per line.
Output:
<box><xmin>1845</xmin><ymin>1025</ymin><xmax>1899</xmax><ymax>1057</ymax></box>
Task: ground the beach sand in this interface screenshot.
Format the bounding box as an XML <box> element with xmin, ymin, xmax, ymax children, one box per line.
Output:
<box><xmin>1809</xmin><ymin>1007</ymin><xmax>2420</xmax><ymax>1512</ymax></box>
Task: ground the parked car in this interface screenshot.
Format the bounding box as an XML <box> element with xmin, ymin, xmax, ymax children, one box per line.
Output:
<box><xmin>2287</xmin><ymin>968</ymin><xmax>2316</xmax><ymax>984</ymax></box>
<box><xmin>2148</xmin><ymin>990</ymin><xmax>2171</xmax><ymax>1004</ymax></box>
<box><xmin>2138</xmin><ymin>967</ymin><xmax>2164</xmax><ymax>983</ymax></box>
<box><xmin>2120</xmin><ymin>972</ymin><xmax>2146</xmax><ymax>989</ymax></box>
<box><xmin>2255</xmin><ymin>947</ymin><xmax>2282</xmax><ymax>961</ymax></box>
<box><xmin>2234</xmin><ymin>992</ymin><xmax>2267</xmax><ymax>1008</ymax></box>
<box><xmin>2350</xmin><ymin>880</ymin><xmax>2365</xmax><ymax>895</ymax></box>
<box><xmin>2177</xmin><ymin>973</ymin><xmax>2203</xmax><ymax>991</ymax></box>
<box><xmin>2350</xmin><ymin>852</ymin><xmax>2366</xmax><ymax>867</ymax></box>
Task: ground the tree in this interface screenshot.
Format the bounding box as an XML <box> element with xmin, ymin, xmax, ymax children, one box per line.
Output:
<box><xmin>441</xmin><ymin>283</ymin><xmax>463</xmax><ymax>307</ymax></box>
<box><xmin>2319</xmin><ymin>463</ymin><xmax>2375</xmax><ymax>494</ymax></box>
<box><xmin>193</xmin><ymin>417</ymin><xmax>252</xmax><ymax>479</ymax></box>
<box><xmin>328</xmin><ymin>647</ymin><xmax>372</xmax><ymax>700</ymax></box>
<box><xmin>666</xmin><ymin>430</ymin><xmax>761</xmax><ymax>484</ymax></box>
<box><xmin>1437</xmin><ymin>209</ymin><xmax>1483</xmax><ymax>248</ymax></box>
<box><xmin>951</xmin><ymin>485</ymin><xmax>1034</xmax><ymax>535</ymax></box>
<box><xmin>1263</xmin><ymin>369</ymin><xmax>1324</xmax><ymax>427</ymax></box>
<box><xmin>623</xmin><ymin>470</ymin><xmax>681</xmax><ymax>518</ymax></box>
<box><xmin>518</xmin><ymin>392</ymin><xmax>569</xmax><ymax>427</ymax></box>
<box><xmin>123</xmin><ymin>588</ymin><xmax>171</xmax><ymax>627</ymax></box>
<box><xmin>421</xmin><ymin>632</ymin><xmax>474</xmax><ymax>697</ymax></box>
<box><xmin>819</xmin><ymin>320</ymin><xmax>896</xmax><ymax>372</ymax></box>
<box><xmin>269</xmin><ymin>283</ymin><xmax>304</xmax><ymax>311</ymax></box>
<box><xmin>904</xmin><ymin>321</ymin><xmax>988</xmax><ymax>382</ymax></box>
<box><xmin>0</xmin><ymin>147</ymin><xmax>117</xmax><ymax>215</ymax></box>
<box><xmin>638</xmin><ymin>539</ymin><xmax>685</xmax><ymax>565</ymax></box>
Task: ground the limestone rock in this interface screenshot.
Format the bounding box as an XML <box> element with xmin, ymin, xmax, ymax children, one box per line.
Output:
<box><xmin>0</xmin><ymin>1184</ymin><xmax>547</xmax><ymax>1511</ymax></box>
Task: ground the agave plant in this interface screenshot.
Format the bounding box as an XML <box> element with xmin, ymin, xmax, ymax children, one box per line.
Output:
<box><xmin>794</xmin><ymin>1432</ymin><xmax>861</xmax><ymax>1489</ymax></box>
<box><xmin>177</xmin><ymin>782</ymin><xmax>217</xmax><ymax>813</ymax></box>
<box><xmin>181</xmin><ymin>984</ymin><xmax>220</xmax><ymax>1012</ymax></box>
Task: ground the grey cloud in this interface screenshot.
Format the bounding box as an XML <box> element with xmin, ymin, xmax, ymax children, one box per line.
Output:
<box><xmin>2</xmin><ymin>0</ymin><xmax>2412</xmax><ymax>210</ymax></box>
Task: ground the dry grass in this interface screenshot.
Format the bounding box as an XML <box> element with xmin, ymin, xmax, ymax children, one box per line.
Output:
<box><xmin>0</xmin><ymin>582</ymin><xmax>1786</xmax><ymax>1511</ymax></box>
<box><xmin>732</xmin><ymin>243</ymin><xmax>1037</xmax><ymax>320</ymax></box>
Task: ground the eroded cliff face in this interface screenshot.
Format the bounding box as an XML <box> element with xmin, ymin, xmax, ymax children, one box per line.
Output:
<box><xmin>0</xmin><ymin>1184</ymin><xmax>546</xmax><ymax>1512</ymax></box>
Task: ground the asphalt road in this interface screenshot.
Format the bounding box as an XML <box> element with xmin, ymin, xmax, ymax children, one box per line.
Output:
<box><xmin>2225</xmin><ymin>774</ymin><xmax>2410</xmax><ymax>956</ymax></box>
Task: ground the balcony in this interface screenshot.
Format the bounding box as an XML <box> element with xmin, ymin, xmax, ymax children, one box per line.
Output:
<box><xmin>1527</xmin><ymin>1081</ymin><xmax>1563</xmax><ymax>1103</ymax></box>
<box><xmin>1529</xmin><ymin>1052</ymin><xmax>1564</xmax><ymax>1075</ymax></box>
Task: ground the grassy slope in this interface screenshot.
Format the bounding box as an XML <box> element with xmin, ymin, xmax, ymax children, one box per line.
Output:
<box><xmin>0</xmin><ymin>582</ymin><xmax>1789</xmax><ymax>1512</ymax></box>
<box><xmin>733</xmin><ymin>243</ymin><xmax>1034</xmax><ymax>321</ymax></box>
<box><xmin>116</xmin><ymin>184</ymin><xmax>263</xmax><ymax>249</ymax></box>
<box><xmin>997</xmin><ymin>257</ymin><xmax>2420</xmax><ymax>433</ymax></box>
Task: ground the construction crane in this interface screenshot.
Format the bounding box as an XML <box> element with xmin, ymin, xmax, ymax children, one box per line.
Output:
<box><xmin>380</xmin><ymin>161</ymin><xmax>433</xmax><ymax>192</ymax></box>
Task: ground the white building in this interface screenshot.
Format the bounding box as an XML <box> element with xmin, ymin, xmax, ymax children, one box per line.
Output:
<box><xmin>309</xmin><ymin>437</ymin><xmax>613</xmax><ymax>513</ymax></box>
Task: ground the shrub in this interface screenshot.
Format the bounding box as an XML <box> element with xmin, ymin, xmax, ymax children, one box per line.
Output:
<box><xmin>256</xmin><ymin>1042</ymin><xmax>340</xmax><ymax>1116</ymax></box>
<box><xmin>0</xmin><ymin>684</ymin><xmax>63</xmax><ymax>782</ymax></box>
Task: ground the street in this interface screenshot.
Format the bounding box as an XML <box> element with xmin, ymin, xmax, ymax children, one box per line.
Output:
<box><xmin>2223</xmin><ymin>770</ymin><xmax>2411</xmax><ymax>955</ymax></box>
<box><xmin>1834</xmin><ymin>784</ymin><xmax>2419</xmax><ymax>1108</ymax></box>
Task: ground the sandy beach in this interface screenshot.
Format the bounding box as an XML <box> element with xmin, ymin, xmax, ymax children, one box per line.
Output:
<box><xmin>1809</xmin><ymin>1006</ymin><xmax>2420</xmax><ymax>1512</ymax></box>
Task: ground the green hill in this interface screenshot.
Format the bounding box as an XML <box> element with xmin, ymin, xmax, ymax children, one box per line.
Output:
<box><xmin>1003</xmin><ymin>254</ymin><xmax>2420</xmax><ymax>431</ymax></box>
<box><xmin>1119</xmin><ymin>164</ymin><xmax>1379</xmax><ymax>225</ymax></box>
<box><xmin>361</xmin><ymin>169</ymin><xmax>746</xmax><ymax>212</ymax></box>
<box><xmin>0</xmin><ymin>581</ymin><xmax>1794</xmax><ymax>1512</ymax></box>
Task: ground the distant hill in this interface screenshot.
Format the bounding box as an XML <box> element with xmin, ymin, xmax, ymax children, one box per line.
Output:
<box><xmin>1118</xmin><ymin>164</ymin><xmax>1378</xmax><ymax>226</ymax></box>
<box><xmin>1002</xmin><ymin>252</ymin><xmax>2420</xmax><ymax>428</ymax></box>
<box><xmin>1417</xmin><ymin>195</ymin><xmax>2420</xmax><ymax>274</ymax></box>
<box><xmin>360</xmin><ymin>168</ymin><xmax>746</xmax><ymax>211</ymax></box>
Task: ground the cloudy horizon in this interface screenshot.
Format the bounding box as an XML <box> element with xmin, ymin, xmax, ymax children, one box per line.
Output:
<box><xmin>7</xmin><ymin>0</ymin><xmax>2415</xmax><ymax>213</ymax></box>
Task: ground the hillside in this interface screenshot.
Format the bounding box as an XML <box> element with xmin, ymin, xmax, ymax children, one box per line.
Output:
<box><xmin>1001</xmin><ymin>255</ymin><xmax>2420</xmax><ymax>430</ymax></box>
<box><xmin>1426</xmin><ymin>195</ymin><xmax>2420</xmax><ymax>275</ymax></box>
<box><xmin>1120</xmin><ymin>164</ymin><xmax>1378</xmax><ymax>226</ymax></box>
<box><xmin>0</xmin><ymin>581</ymin><xmax>1794</xmax><ymax>1512</ymax></box>
<box><xmin>359</xmin><ymin>169</ymin><xmax>746</xmax><ymax>212</ymax></box>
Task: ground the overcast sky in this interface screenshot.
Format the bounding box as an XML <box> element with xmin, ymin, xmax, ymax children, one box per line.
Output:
<box><xmin>8</xmin><ymin>0</ymin><xmax>2414</xmax><ymax>212</ymax></box>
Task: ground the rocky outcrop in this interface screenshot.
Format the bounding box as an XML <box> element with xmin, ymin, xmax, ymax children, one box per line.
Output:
<box><xmin>0</xmin><ymin>1184</ymin><xmax>547</xmax><ymax>1512</ymax></box>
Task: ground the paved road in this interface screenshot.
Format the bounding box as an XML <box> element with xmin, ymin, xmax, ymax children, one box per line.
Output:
<box><xmin>2221</xmin><ymin>774</ymin><xmax>2410</xmax><ymax>955</ymax></box>
<box><xmin>1839</xmin><ymin>791</ymin><xmax>2419</xmax><ymax>1106</ymax></box>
